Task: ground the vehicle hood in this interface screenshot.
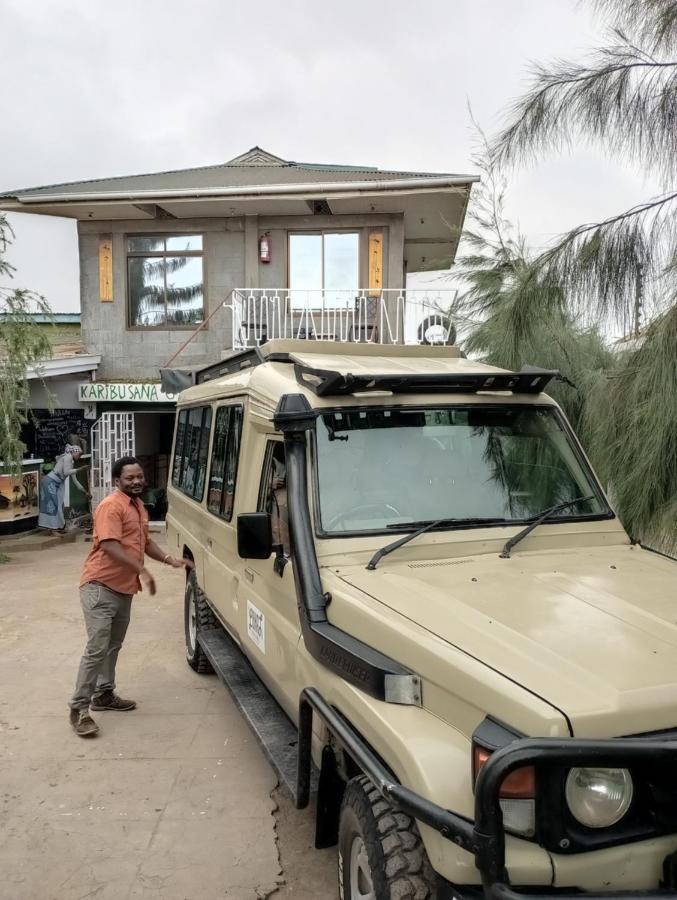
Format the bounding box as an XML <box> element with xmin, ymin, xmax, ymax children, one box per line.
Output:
<box><xmin>334</xmin><ymin>544</ymin><xmax>677</xmax><ymax>737</ymax></box>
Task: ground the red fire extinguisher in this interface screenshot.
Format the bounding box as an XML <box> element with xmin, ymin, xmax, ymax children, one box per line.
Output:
<box><xmin>259</xmin><ymin>233</ymin><xmax>271</xmax><ymax>264</ymax></box>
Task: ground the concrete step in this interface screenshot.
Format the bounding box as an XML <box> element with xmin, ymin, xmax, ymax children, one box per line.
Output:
<box><xmin>0</xmin><ymin>530</ymin><xmax>79</xmax><ymax>553</ymax></box>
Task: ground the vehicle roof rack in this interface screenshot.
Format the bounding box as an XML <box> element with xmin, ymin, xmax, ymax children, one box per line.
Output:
<box><xmin>194</xmin><ymin>347</ymin><xmax>267</xmax><ymax>384</ymax></box>
<box><xmin>190</xmin><ymin>343</ymin><xmax>559</xmax><ymax>396</ymax></box>
<box><xmin>293</xmin><ymin>362</ymin><xmax>558</xmax><ymax>397</ymax></box>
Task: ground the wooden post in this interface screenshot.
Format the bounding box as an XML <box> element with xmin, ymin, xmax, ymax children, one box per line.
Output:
<box><xmin>99</xmin><ymin>237</ymin><xmax>113</xmax><ymax>302</ymax></box>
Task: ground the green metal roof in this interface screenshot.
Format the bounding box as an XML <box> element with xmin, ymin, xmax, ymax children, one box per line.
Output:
<box><xmin>0</xmin><ymin>312</ymin><xmax>80</xmax><ymax>323</ymax></box>
<box><xmin>0</xmin><ymin>147</ymin><xmax>474</xmax><ymax>201</ymax></box>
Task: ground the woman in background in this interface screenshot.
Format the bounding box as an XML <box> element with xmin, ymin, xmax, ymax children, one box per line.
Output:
<box><xmin>39</xmin><ymin>444</ymin><xmax>88</xmax><ymax>533</ymax></box>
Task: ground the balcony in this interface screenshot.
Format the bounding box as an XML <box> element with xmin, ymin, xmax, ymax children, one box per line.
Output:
<box><xmin>228</xmin><ymin>288</ymin><xmax>458</xmax><ymax>350</ymax></box>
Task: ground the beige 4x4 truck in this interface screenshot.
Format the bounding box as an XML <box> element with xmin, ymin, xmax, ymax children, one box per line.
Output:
<box><xmin>166</xmin><ymin>340</ymin><xmax>677</xmax><ymax>899</ymax></box>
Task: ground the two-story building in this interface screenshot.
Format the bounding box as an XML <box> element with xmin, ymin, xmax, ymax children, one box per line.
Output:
<box><xmin>1</xmin><ymin>147</ymin><xmax>477</xmax><ymax>512</ymax></box>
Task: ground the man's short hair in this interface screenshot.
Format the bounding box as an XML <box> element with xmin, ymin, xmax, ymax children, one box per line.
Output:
<box><xmin>112</xmin><ymin>456</ymin><xmax>141</xmax><ymax>480</ymax></box>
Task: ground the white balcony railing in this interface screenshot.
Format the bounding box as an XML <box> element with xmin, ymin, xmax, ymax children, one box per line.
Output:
<box><xmin>228</xmin><ymin>288</ymin><xmax>458</xmax><ymax>350</ymax></box>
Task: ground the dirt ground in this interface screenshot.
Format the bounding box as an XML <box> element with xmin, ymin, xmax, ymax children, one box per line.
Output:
<box><xmin>0</xmin><ymin>537</ymin><xmax>337</xmax><ymax>900</ymax></box>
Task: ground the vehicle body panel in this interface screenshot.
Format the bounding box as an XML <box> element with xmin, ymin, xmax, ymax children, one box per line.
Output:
<box><xmin>335</xmin><ymin>543</ymin><xmax>677</xmax><ymax>738</ymax></box>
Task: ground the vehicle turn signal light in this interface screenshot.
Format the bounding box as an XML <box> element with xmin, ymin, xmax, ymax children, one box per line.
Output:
<box><xmin>473</xmin><ymin>745</ymin><xmax>536</xmax><ymax>799</ymax></box>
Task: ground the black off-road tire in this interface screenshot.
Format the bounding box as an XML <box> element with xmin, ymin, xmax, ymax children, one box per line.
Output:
<box><xmin>184</xmin><ymin>571</ymin><xmax>218</xmax><ymax>674</ymax></box>
<box><xmin>338</xmin><ymin>774</ymin><xmax>436</xmax><ymax>900</ymax></box>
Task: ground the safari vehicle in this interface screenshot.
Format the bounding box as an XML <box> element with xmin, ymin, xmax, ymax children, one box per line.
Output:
<box><xmin>165</xmin><ymin>339</ymin><xmax>677</xmax><ymax>899</ymax></box>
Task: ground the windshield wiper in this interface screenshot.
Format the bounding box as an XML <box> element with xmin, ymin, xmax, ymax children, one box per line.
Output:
<box><xmin>385</xmin><ymin>517</ymin><xmax>509</xmax><ymax>531</ymax></box>
<box><xmin>499</xmin><ymin>495</ymin><xmax>595</xmax><ymax>559</ymax></box>
<box><xmin>367</xmin><ymin>518</ymin><xmax>465</xmax><ymax>571</ymax></box>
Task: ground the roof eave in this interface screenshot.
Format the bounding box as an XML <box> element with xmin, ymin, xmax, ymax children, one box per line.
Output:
<box><xmin>26</xmin><ymin>354</ymin><xmax>101</xmax><ymax>379</ymax></box>
<box><xmin>5</xmin><ymin>174</ymin><xmax>478</xmax><ymax>206</ymax></box>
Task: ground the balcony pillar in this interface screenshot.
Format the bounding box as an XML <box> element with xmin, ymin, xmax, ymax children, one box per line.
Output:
<box><xmin>384</xmin><ymin>215</ymin><xmax>405</xmax><ymax>343</ymax></box>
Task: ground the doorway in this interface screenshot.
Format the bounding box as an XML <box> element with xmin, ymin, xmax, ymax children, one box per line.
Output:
<box><xmin>134</xmin><ymin>411</ymin><xmax>175</xmax><ymax>521</ymax></box>
<box><xmin>90</xmin><ymin>409</ymin><xmax>175</xmax><ymax>520</ymax></box>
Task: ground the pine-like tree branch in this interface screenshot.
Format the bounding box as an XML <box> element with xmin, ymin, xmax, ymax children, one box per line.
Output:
<box><xmin>592</xmin><ymin>0</ymin><xmax>677</xmax><ymax>53</ymax></box>
<box><xmin>493</xmin><ymin>40</ymin><xmax>677</xmax><ymax>186</ymax></box>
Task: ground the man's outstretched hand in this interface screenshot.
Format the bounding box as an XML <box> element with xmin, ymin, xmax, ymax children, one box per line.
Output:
<box><xmin>166</xmin><ymin>556</ymin><xmax>195</xmax><ymax>570</ymax></box>
<box><xmin>139</xmin><ymin>567</ymin><xmax>157</xmax><ymax>596</ymax></box>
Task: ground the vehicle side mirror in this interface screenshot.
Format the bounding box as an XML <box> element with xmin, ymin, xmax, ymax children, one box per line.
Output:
<box><xmin>237</xmin><ymin>512</ymin><xmax>273</xmax><ymax>559</ymax></box>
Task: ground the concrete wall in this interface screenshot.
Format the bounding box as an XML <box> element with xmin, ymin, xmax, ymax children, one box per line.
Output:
<box><xmin>29</xmin><ymin>373</ymin><xmax>83</xmax><ymax>408</ymax></box>
<box><xmin>45</xmin><ymin>321</ymin><xmax>81</xmax><ymax>347</ymax></box>
<box><xmin>78</xmin><ymin>212</ymin><xmax>404</xmax><ymax>380</ymax></box>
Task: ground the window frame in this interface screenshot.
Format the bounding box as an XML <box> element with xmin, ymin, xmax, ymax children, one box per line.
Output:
<box><xmin>126</xmin><ymin>233</ymin><xmax>206</xmax><ymax>331</ymax></box>
<box><xmin>171</xmin><ymin>404</ymin><xmax>212</xmax><ymax>502</ymax></box>
<box><xmin>205</xmin><ymin>403</ymin><xmax>244</xmax><ymax>523</ymax></box>
<box><xmin>257</xmin><ymin>438</ymin><xmax>290</xmax><ymax>556</ymax></box>
<box><xmin>257</xmin><ymin>440</ymin><xmax>281</xmax><ymax>512</ymax></box>
<box><xmin>287</xmin><ymin>230</ymin><xmax>361</xmax><ymax>303</ymax></box>
<box><xmin>172</xmin><ymin>408</ymin><xmax>189</xmax><ymax>489</ymax></box>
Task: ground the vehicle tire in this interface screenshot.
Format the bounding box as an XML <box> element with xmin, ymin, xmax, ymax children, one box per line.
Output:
<box><xmin>338</xmin><ymin>774</ymin><xmax>435</xmax><ymax>900</ymax></box>
<box><xmin>184</xmin><ymin>570</ymin><xmax>217</xmax><ymax>674</ymax></box>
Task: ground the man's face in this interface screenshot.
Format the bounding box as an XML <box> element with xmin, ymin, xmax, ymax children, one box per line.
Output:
<box><xmin>116</xmin><ymin>463</ymin><xmax>145</xmax><ymax>496</ymax></box>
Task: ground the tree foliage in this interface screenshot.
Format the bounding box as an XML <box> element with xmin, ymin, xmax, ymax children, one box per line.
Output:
<box><xmin>458</xmin><ymin>1</ymin><xmax>677</xmax><ymax>554</ymax></box>
<box><xmin>0</xmin><ymin>214</ymin><xmax>53</xmax><ymax>469</ymax></box>
<box><xmin>457</xmin><ymin>134</ymin><xmax>674</xmax><ymax>552</ymax></box>
<box><xmin>492</xmin><ymin>0</ymin><xmax>676</xmax><ymax>330</ymax></box>
<box><xmin>583</xmin><ymin>305</ymin><xmax>677</xmax><ymax>550</ymax></box>
<box><xmin>456</xmin><ymin>128</ymin><xmax>615</xmax><ymax>437</ymax></box>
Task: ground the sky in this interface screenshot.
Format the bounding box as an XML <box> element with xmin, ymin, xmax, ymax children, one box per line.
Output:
<box><xmin>0</xmin><ymin>0</ymin><xmax>658</xmax><ymax>312</ymax></box>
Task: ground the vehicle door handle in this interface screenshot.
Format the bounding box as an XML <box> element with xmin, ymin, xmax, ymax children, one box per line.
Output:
<box><xmin>244</xmin><ymin>567</ymin><xmax>255</xmax><ymax>583</ymax></box>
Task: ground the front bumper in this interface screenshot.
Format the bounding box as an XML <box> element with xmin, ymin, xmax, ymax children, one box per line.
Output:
<box><xmin>298</xmin><ymin>688</ymin><xmax>677</xmax><ymax>899</ymax></box>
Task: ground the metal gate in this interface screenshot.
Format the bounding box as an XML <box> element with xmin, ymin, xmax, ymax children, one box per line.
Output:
<box><xmin>90</xmin><ymin>412</ymin><xmax>135</xmax><ymax>509</ymax></box>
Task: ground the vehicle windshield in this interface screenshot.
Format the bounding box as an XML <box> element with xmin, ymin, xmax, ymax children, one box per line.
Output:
<box><xmin>314</xmin><ymin>405</ymin><xmax>609</xmax><ymax>534</ymax></box>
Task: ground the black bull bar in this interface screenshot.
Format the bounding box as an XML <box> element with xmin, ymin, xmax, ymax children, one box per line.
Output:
<box><xmin>298</xmin><ymin>688</ymin><xmax>677</xmax><ymax>898</ymax></box>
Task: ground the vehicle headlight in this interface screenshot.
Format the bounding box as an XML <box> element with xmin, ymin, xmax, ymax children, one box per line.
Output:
<box><xmin>565</xmin><ymin>767</ymin><xmax>633</xmax><ymax>828</ymax></box>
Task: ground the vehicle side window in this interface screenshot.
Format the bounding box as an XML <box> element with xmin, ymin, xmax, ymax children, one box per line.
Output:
<box><xmin>207</xmin><ymin>408</ymin><xmax>229</xmax><ymax>515</ymax></box>
<box><xmin>172</xmin><ymin>406</ymin><xmax>212</xmax><ymax>501</ymax></box>
<box><xmin>258</xmin><ymin>441</ymin><xmax>289</xmax><ymax>555</ymax></box>
<box><xmin>223</xmin><ymin>406</ymin><xmax>243</xmax><ymax>520</ymax></box>
<box><xmin>192</xmin><ymin>407</ymin><xmax>212</xmax><ymax>500</ymax></box>
<box><xmin>207</xmin><ymin>405</ymin><xmax>243</xmax><ymax>521</ymax></box>
<box><xmin>172</xmin><ymin>409</ymin><xmax>188</xmax><ymax>487</ymax></box>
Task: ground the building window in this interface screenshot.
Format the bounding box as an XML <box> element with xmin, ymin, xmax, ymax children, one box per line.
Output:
<box><xmin>207</xmin><ymin>405</ymin><xmax>243</xmax><ymax>521</ymax></box>
<box><xmin>127</xmin><ymin>234</ymin><xmax>204</xmax><ymax>328</ymax></box>
<box><xmin>288</xmin><ymin>232</ymin><xmax>359</xmax><ymax>307</ymax></box>
<box><xmin>172</xmin><ymin>405</ymin><xmax>212</xmax><ymax>500</ymax></box>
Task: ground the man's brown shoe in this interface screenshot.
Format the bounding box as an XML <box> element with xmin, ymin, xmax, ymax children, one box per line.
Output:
<box><xmin>90</xmin><ymin>691</ymin><xmax>137</xmax><ymax>711</ymax></box>
<box><xmin>70</xmin><ymin>708</ymin><xmax>99</xmax><ymax>737</ymax></box>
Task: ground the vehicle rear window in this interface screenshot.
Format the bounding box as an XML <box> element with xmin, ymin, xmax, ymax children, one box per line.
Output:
<box><xmin>206</xmin><ymin>405</ymin><xmax>244</xmax><ymax>521</ymax></box>
<box><xmin>171</xmin><ymin>405</ymin><xmax>212</xmax><ymax>501</ymax></box>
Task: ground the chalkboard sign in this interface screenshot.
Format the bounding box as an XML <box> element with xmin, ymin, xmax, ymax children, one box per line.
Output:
<box><xmin>34</xmin><ymin>409</ymin><xmax>91</xmax><ymax>461</ymax></box>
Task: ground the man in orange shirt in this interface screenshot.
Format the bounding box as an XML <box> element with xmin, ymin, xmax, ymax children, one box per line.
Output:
<box><xmin>69</xmin><ymin>456</ymin><xmax>192</xmax><ymax>737</ymax></box>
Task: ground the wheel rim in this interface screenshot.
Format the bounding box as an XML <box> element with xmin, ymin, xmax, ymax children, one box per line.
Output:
<box><xmin>188</xmin><ymin>585</ymin><xmax>197</xmax><ymax>651</ymax></box>
<box><xmin>349</xmin><ymin>836</ymin><xmax>374</xmax><ymax>900</ymax></box>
